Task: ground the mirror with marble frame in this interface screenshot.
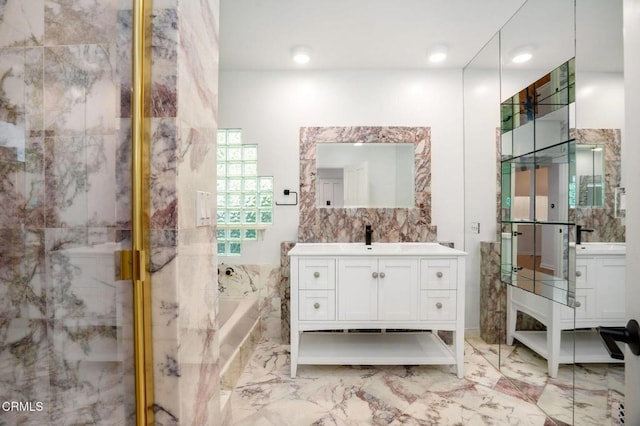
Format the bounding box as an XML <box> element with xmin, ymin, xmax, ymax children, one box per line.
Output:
<box><xmin>298</xmin><ymin>126</ymin><xmax>436</xmax><ymax>243</ymax></box>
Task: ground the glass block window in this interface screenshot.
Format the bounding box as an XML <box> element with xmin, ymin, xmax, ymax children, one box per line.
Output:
<box><xmin>217</xmin><ymin>129</ymin><xmax>273</xmax><ymax>256</ymax></box>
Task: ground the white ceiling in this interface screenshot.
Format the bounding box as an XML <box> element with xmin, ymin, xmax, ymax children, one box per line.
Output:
<box><xmin>219</xmin><ymin>0</ymin><xmax>623</xmax><ymax>73</ymax></box>
<box><xmin>219</xmin><ymin>0</ymin><xmax>528</xmax><ymax>71</ymax></box>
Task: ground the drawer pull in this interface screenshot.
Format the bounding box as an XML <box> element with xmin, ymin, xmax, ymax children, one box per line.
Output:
<box><xmin>372</xmin><ymin>272</ymin><xmax>378</xmax><ymax>278</ymax></box>
<box><xmin>436</xmin><ymin>272</ymin><xmax>443</xmax><ymax>278</ymax></box>
<box><xmin>576</xmin><ymin>271</ymin><xmax>582</xmax><ymax>277</ymax></box>
<box><xmin>313</xmin><ymin>271</ymin><xmax>320</xmax><ymax>278</ymax></box>
<box><xmin>436</xmin><ymin>302</ymin><xmax>443</xmax><ymax>309</ymax></box>
<box><xmin>314</xmin><ymin>302</ymin><xmax>320</xmax><ymax>309</ymax></box>
<box><xmin>575</xmin><ymin>301</ymin><xmax>582</xmax><ymax>308</ymax></box>
<box><xmin>379</xmin><ymin>272</ymin><xmax>386</xmax><ymax>278</ymax></box>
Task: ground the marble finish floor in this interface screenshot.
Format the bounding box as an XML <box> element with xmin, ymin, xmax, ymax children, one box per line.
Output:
<box><xmin>226</xmin><ymin>332</ymin><xmax>621</xmax><ymax>425</ymax></box>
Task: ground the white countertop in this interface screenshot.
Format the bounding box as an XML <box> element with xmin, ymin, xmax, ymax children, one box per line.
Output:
<box><xmin>571</xmin><ymin>242</ymin><xmax>626</xmax><ymax>256</ymax></box>
<box><xmin>288</xmin><ymin>242</ymin><xmax>467</xmax><ymax>257</ymax></box>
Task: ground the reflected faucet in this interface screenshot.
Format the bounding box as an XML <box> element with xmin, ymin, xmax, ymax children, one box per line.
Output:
<box><xmin>365</xmin><ymin>225</ymin><xmax>373</xmax><ymax>246</ymax></box>
<box><xmin>576</xmin><ymin>225</ymin><xmax>594</xmax><ymax>245</ymax></box>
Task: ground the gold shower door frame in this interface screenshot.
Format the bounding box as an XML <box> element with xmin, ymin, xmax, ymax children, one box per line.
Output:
<box><xmin>128</xmin><ymin>0</ymin><xmax>154</xmax><ymax>424</ymax></box>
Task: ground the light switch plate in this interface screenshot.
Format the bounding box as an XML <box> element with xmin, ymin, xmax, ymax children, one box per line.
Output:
<box><xmin>196</xmin><ymin>190</ymin><xmax>212</xmax><ymax>227</ymax></box>
<box><xmin>470</xmin><ymin>222</ymin><xmax>480</xmax><ymax>234</ymax></box>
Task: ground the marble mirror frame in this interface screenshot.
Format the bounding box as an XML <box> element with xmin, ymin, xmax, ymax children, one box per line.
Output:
<box><xmin>298</xmin><ymin>126</ymin><xmax>436</xmax><ymax>243</ymax></box>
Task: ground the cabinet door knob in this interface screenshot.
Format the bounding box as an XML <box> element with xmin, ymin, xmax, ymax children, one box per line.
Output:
<box><xmin>575</xmin><ymin>301</ymin><xmax>582</xmax><ymax>308</ymax></box>
<box><xmin>314</xmin><ymin>302</ymin><xmax>320</xmax><ymax>309</ymax></box>
<box><xmin>576</xmin><ymin>271</ymin><xmax>582</xmax><ymax>277</ymax></box>
<box><xmin>379</xmin><ymin>272</ymin><xmax>386</xmax><ymax>278</ymax></box>
<box><xmin>372</xmin><ymin>272</ymin><xmax>378</xmax><ymax>278</ymax></box>
<box><xmin>436</xmin><ymin>271</ymin><xmax>443</xmax><ymax>278</ymax></box>
<box><xmin>314</xmin><ymin>271</ymin><xmax>320</xmax><ymax>278</ymax></box>
<box><xmin>436</xmin><ymin>302</ymin><xmax>443</xmax><ymax>309</ymax></box>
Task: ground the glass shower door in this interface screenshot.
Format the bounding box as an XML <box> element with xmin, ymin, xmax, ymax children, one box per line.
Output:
<box><xmin>0</xmin><ymin>1</ymin><xmax>151</xmax><ymax>424</ymax></box>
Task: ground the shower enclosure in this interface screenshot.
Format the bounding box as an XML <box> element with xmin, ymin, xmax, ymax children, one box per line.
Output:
<box><xmin>0</xmin><ymin>1</ymin><xmax>220</xmax><ymax>424</ymax></box>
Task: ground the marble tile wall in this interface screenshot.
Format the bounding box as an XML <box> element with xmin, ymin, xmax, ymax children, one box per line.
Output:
<box><xmin>480</xmin><ymin>242</ymin><xmax>506</xmax><ymax>344</ymax></box>
<box><xmin>0</xmin><ymin>1</ymin><xmax>221</xmax><ymax>425</ymax></box>
<box><xmin>218</xmin><ymin>263</ymin><xmax>282</xmax><ymax>340</ymax></box>
<box><xmin>570</xmin><ymin>129</ymin><xmax>625</xmax><ymax>242</ymax></box>
<box><xmin>298</xmin><ymin>126</ymin><xmax>437</xmax><ymax>243</ymax></box>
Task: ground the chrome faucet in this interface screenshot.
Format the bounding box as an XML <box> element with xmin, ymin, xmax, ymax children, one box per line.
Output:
<box><xmin>576</xmin><ymin>225</ymin><xmax>594</xmax><ymax>245</ymax></box>
<box><xmin>365</xmin><ymin>225</ymin><xmax>373</xmax><ymax>246</ymax></box>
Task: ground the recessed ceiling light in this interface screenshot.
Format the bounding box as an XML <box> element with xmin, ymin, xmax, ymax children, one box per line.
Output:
<box><xmin>291</xmin><ymin>46</ymin><xmax>311</xmax><ymax>65</ymax></box>
<box><xmin>510</xmin><ymin>46</ymin><xmax>534</xmax><ymax>64</ymax></box>
<box><xmin>428</xmin><ymin>45</ymin><xmax>448</xmax><ymax>63</ymax></box>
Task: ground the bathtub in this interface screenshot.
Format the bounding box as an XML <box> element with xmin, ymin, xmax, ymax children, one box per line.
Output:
<box><xmin>219</xmin><ymin>297</ymin><xmax>260</xmax><ymax>383</ymax></box>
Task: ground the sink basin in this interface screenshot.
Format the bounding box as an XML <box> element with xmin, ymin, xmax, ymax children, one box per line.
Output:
<box><xmin>288</xmin><ymin>242</ymin><xmax>466</xmax><ymax>256</ymax></box>
<box><xmin>574</xmin><ymin>242</ymin><xmax>626</xmax><ymax>255</ymax></box>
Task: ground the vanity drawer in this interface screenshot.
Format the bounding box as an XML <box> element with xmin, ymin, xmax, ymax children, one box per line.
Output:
<box><xmin>420</xmin><ymin>259</ymin><xmax>457</xmax><ymax>290</ymax></box>
<box><xmin>299</xmin><ymin>290</ymin><xmax>335</xmax><ymax>321</ymax></box>
<box><xmin>575</xmin><ymin>259</ymin><xmax>591</xmax><ymax>289</ymax></box>
<box><xmin>299</xmin><ymin>258</ymin><xmax>336</xmax><ymax>290</ymax></box>
<box><xmin>420</xmin><ymin>290</ymin><xmax>456</xmax><ymax>321</ymax></box>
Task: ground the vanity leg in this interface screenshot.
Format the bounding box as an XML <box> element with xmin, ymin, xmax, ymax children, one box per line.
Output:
<box><xmin>547</xmin><ymin>322</ymin><xmax>560</xmax><ymax>378</ymax></box>
<box><xmin>506</xmin><ymin>301</ymin><xmax>517</xmax><ymax>346</ymax></box>
<box><xmin>455</xmin><ymin>329</ymin><xmax>464</xmax><ymax>379</ymax></box>
<box><xmin>290</xmin><ymin>330</ymin><xmax>300</xmax><ymax>378</ymax></box>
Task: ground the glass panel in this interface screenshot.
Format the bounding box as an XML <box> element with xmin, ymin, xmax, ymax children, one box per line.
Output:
<box><xmin>216</xmin><ymin>194</ymin><xmax>226</xmax><ymax>208</ymax></box>
<box><xmin>217</xmin><ymin>229</ymin><xmax>226</xmax><ymax>240</ymax></box>
<box><xmin>259</xmin><ymin>193</ymin><xmax>273</xmax><ymax>208</ymax></box>
<box><xmin>228</xmin><ymin>229</ymin><xmax>241</xmax><ymax>240</ymax></box>
<box><xmin>243</xmin><ymin>145</ymin><xmax>258</xmax><ymax>161</ymax></box>
<box><xmin>217</xmin><ymin>242</ymin><xmax>226</xmax><ymax>255</ymax></box>
<box><xmin>243</xmin><ymin>194</ymin><xmax>257</xmax><ymax>208</ymax></box>
<box><xmin>227</xmin><ymin>146</ymin><xmax>242</xmax><ymax>161</ymax></box>
<box><xmin>243</xmin><ymin>229</ymin><xmax>258</xmax><ymax>240</ymax></box>
<box><xmin>229</xmin><ymin>242</ymin><xmax>242</xmax><ymax>255</ymax></box>
<box><xmin>217</xmin><ymin>147</ymin><xmax>226</xmax><ymax>161</ymax></box>
<box><xmin>217</xmin><ymin>178</ymin><xmax>226</xmax><ymax>192</ymax></box>
<box><xmin>217</xmin><ymin>130</ymin><xmax>227</xmax><ymax>145</ymax></box>
<box><xmin>242</xmin><ymin>210</ymin><xmax>257</xmax><ymax>224</ymax></box>
<box><xmin>259</xmin><ymin>210</ymin><xmax>273</xmax><ymax>224</ymax></box>
<box><xmin>228</xmin><ymin>210</ymin><xmax>241</xmax><ymax>223</ymax></box>
<box><xmin>227</xmin><ymin>193</ymin><xmax>241</xmax><ymax>208</ymax></box>
<box><xmin>227</xmin><ymin>162</ymin><xmax>242</xmax><ymax>176</ymax></box>
<box><xmin>217</xmin><ymin>211</ymin><xmax>227</xmax><ymax>224</ymax></box>
<box><xmin>228</xmin><ymin>129</ymin><xmax>242</xmax><ymax>144</ymax></box>
<box><xmin>227</xmin><ymin>178</ymin><xmax>242</xmax><ymax>192</ymax></box>
<box><xmin>243</xmin><ymin>177</ymin><xmax>258</xmax><ymax>192</ymax></box>
<box><xmin>216</xmin><ymin>163</ymin><xmax>226</xmax><ymax>177</ymax></box>
<box><xmin>259</xmin><ymin>177</ymin><xmax>273</xmax><ymax>191</ymax></box>
<box><xmin>243</xmin><ymin>162</ymin><xmax>257</xmax><ymax>176</ymax></box>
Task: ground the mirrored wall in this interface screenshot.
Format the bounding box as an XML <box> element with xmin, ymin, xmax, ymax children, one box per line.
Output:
<box><xmin>464</xmin><ymin>0</ymin><xmax>625</xmax><ymax>424</ymax></box>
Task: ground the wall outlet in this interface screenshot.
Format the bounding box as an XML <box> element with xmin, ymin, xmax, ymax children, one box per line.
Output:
<box><xmin>470</xmin><ymin>222</ymin><xmax>480</xmax><ymax>234</ymax></box>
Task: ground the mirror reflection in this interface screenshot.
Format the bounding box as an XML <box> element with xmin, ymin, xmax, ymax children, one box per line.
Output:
<box><xmin>574</xmin><ymin>144</ymin><xmax>605</xmax><ymax>207</ymax></box>
<box><xmin>500</xmin><ymin>60</ymin><xmax>575</xmax><ymax>307</ymax></box>
<box><xmin>316</xmin><ymin>143</ymin><xmax>414</xmax><ymax>208</ymax></box>
<box><xmin>465</xmin><ymin>0</ymin><xmax>625</xmax><ymax>424</ymax></box>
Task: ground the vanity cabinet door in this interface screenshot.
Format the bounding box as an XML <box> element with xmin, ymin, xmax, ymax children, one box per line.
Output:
<box><xmin>337</xmin><ymin>258</ymin><xmax>378</xmax><ymax>321</ymax></box>
<box><xmin>378</xmin><ymin>258</ymin><xmax>419</xmax><ymax>321</ymax></box>
<box><xmin>596</xmin><ymin>257</ymin><xmax>626</xmax><ymax>319</ymax></box>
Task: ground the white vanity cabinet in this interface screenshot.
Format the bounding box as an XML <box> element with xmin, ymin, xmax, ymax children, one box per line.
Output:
<box><xmin>507</xmin><ymin>243</ymin><xmax>626</xmax><ymax>377</ymax></box>
<box><xmin>288</xmin><ymin>243</ymin><xmax>466</xmax><ymax>379</ymax></box>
